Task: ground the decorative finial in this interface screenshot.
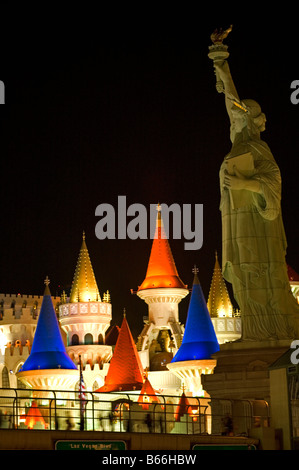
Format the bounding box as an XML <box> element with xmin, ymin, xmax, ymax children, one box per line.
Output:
<box><xmin>82</xmin><ymin>230</ymin><xmax>85</xmax><ymax>241</ymax></box>
<box><xmin>103</xmin><ymin>290</ymin><xmax>111</xmax><ymax>303</ymax></box>
<box><xmin>123</xmin><ymin>307</ymin><xmax>126</xmax><ymax>317</ymax></box>
<box><xmin>192</xmin><ymin>265</ymin><xmax>199</xmax><ymax>275</ymax></box>
<box><xmin>156</xmin><ymin>202</ymin><xmax>161</xmax><ymax>212</ymax></box>
<box><xmin>44</xmin><ymin>276</ymin><xmax>50</xmax><ymax>286</ymax></box>
<box><xmin>61</xmin><ymin>290</ymin><xmax>67</xmax><ymax>304</ymax></box>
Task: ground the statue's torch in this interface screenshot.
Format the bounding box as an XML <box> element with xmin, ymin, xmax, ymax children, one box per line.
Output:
<box><xmin>208</xmin><ymin>25</ymin><xmax>233</xmax><ymax>93</ymax></box>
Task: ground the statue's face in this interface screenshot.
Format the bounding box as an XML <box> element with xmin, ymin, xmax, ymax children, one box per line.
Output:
<box><xmin>259</xmin><ymin>115</ymin><xmax>266</xmax><ymax>132</ymax></box>
<box><xmin>231</xmin><ymin>108</ymin><xmax>247</xmax><ymax>133</ymax></box>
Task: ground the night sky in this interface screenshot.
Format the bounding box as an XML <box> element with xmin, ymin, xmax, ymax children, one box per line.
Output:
<box><xmin>0</xmin><ymin>13</ymin><xmax>298</xmax><ymax>338</ymax></box>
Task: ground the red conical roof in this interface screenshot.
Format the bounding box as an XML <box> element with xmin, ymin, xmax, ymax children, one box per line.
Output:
<box><xmin>174</xmin><ymin>392</ymin><xmax>192</xmax><ymax>422</ymax></box>
<box><xmin>138</xmin><ymin>206</ymin><xmax>187</xmax><ymax>291</ymax></box>
<box><xmin>137</xmin><ymin>377</ymin><xmax>160</xmax><ymax>410</ymax></box>
<box><xmin>96</xmin><ymin>315</ymin><xmax>144</xmax><ymax>392</ymax></box>
<box><xmin>24</xmin><ymin>401</ymin><xmax>46</xmax><ymax>429</ymax></box>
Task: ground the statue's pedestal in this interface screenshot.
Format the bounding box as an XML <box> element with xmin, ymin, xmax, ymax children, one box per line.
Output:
<box><xmin>202</xmin><ymin>339</ymin><xmax>291</xmax><ymax>402</ymax></box>
<box><xmin>202</xmin><ymin>340</ymin><xmax>292</xmax><ymax>440</ymax></box>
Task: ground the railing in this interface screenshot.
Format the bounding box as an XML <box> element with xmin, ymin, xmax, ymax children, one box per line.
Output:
<box><xmin>0</xmin><ymin>388</ymin><xmax>270</xmax><ymax>436</ymax></box>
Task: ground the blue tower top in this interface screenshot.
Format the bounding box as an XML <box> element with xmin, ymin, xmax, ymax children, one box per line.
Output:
<box><xmin>171</xmin><ymin>267</ymin><xmax>219</xmax><ymax>362</ymax></box>
<box><xmin>20</xmin><ymin>277</ymin><xmax>77</xmax><ymax>371</ymax></box>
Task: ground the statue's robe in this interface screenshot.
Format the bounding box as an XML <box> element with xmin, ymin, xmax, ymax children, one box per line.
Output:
<box><xmin>220</xmin><ymin>136</ymin><xmax>299</xmax><ymax>340</ymax></box>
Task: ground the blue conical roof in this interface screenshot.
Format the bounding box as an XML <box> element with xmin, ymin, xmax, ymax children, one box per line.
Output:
<box><xmin>171</xmin><ymin>269</ymin><xmax>219</xmax><ymax>362</ymax></box>
<box><xmin>20</xmin><ymin>280</ymin><xmax>77</xmax><ymax>371</ymax></box>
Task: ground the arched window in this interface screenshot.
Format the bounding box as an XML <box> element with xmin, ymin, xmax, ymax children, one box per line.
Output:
<box><xmin>71</xmin><ymin>334</ymin><xmax>79</xmax><ymax>346</ymax></box>
<box><xmin>84</xmin><ymin>333</ymin><xmax>93</xmax><ymax>345</ymax></box>
<box><xmin>32</xmin><ymin>301</ymin><xmax>38</xmax><ymax>319</ymax></box>
<box><xmin>2</xmin><ymin>366</ymin><xmax>9</xmax><ymax>388</ymax></box>
<box><xmin>92</xmin><ymin>381</ymin><xmax>100</xmax><ymax>392</ymax></box>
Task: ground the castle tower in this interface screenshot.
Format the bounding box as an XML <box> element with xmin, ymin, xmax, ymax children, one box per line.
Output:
<box><xmin>207</xmin><ymin>252</ymin><xmax>241</xmax><ymax>343</ymax></box>
<box><xmin>167</xmin><ymin>267</ymin><xmax>219</xmax><ymax>396</ymax></box>
<box><xmin>136</xmin><ymin>205</ymin><xmax>189</xmax><ymax>372</ymax></box>
<box><xmin>96</xmin><ymin>314</ymin><xmax>144</xmax><ymax>392</ymax></box>
<box><xmin>17</xmin><ymin>278</ymin><xmax>78</xmax><ymax>395</ymax></box>
<box><xmin>58</xmin><ymin>232</ymin><xmax>112</xmax><ymax>374</ymax></box>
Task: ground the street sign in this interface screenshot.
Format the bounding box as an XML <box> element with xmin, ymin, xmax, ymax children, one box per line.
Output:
<box><xmin>55</xmin><ymin>440</ymin><xmax>127</xmax><ymax>450</ymax></box>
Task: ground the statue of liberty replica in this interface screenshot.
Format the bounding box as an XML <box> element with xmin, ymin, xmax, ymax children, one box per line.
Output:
<box><xmin>208</xmin><ymin>26</ymin><xmax>299</xmax><ymax>341</ymax></box>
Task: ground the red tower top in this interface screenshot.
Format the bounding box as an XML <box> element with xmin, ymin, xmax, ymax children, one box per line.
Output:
<box><xmin>96</xmin><ymin>314</ymin><xmax>144</xmax><ymax>392</ymax></box>
<box><xmin>137</xmin><ymin>205</ymin><xmax>187</xmax><ymax>291</ymax></box>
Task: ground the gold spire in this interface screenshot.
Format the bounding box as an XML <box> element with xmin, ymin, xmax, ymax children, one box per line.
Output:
<box><xmin>207</xmin><ymin>251</ymin><xmax>233</xmax><ymax>317</ymax></box>
<box><xmin>69</xmin><ymin>232</ymin><xmax>101</xmax><ymax>303</ymax></box>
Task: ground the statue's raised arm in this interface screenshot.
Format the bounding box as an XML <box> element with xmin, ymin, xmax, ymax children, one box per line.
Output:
<box><xmin>208</xmin><ymin>25</ymin><xmax>239</xmax><ymax>126</ymax></box>
<box><xmin>214</xmin><ymin>60</ymin><xmax>240</xmax><ymax>122</ymax></box>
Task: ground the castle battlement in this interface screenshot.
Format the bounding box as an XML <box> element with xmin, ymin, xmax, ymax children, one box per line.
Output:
<box><xmin>4</xmin><ymin>344</ymin><xmax>31</xmax><ymax>359</ymax></box>
<box><xmin>0</xmin><ymin>295</ymin><xmax>61</xmax><ymax>324</ymax></box>
<box><xmin>0</xmin><ymin>293</ymin><xmax>61</xmax><ymax>307</ymax></box>
<box><xmin>0</xmin><ymin>307</ymin><xmax>39</xmax><ymax>324</ymax></box>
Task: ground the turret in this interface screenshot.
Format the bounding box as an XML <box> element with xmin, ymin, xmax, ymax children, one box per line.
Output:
<box><xmin>59</xmin><ymin>232</ymin><xmax>112</xmax><ymax>371</ymax></box>
<box><xmin>136</xmin><ymin>204</ymin><xmax>189</xmax><ymax>372</ymax></box>
<box><xmin>167</xmin><ymin>267</ymin><xmax>219</xmax><ymax>396</ymax></box>
<box><xmin>17</xmin><ymin>278</ymin><xmax>78</xmax><ymax>395</ymax></box>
